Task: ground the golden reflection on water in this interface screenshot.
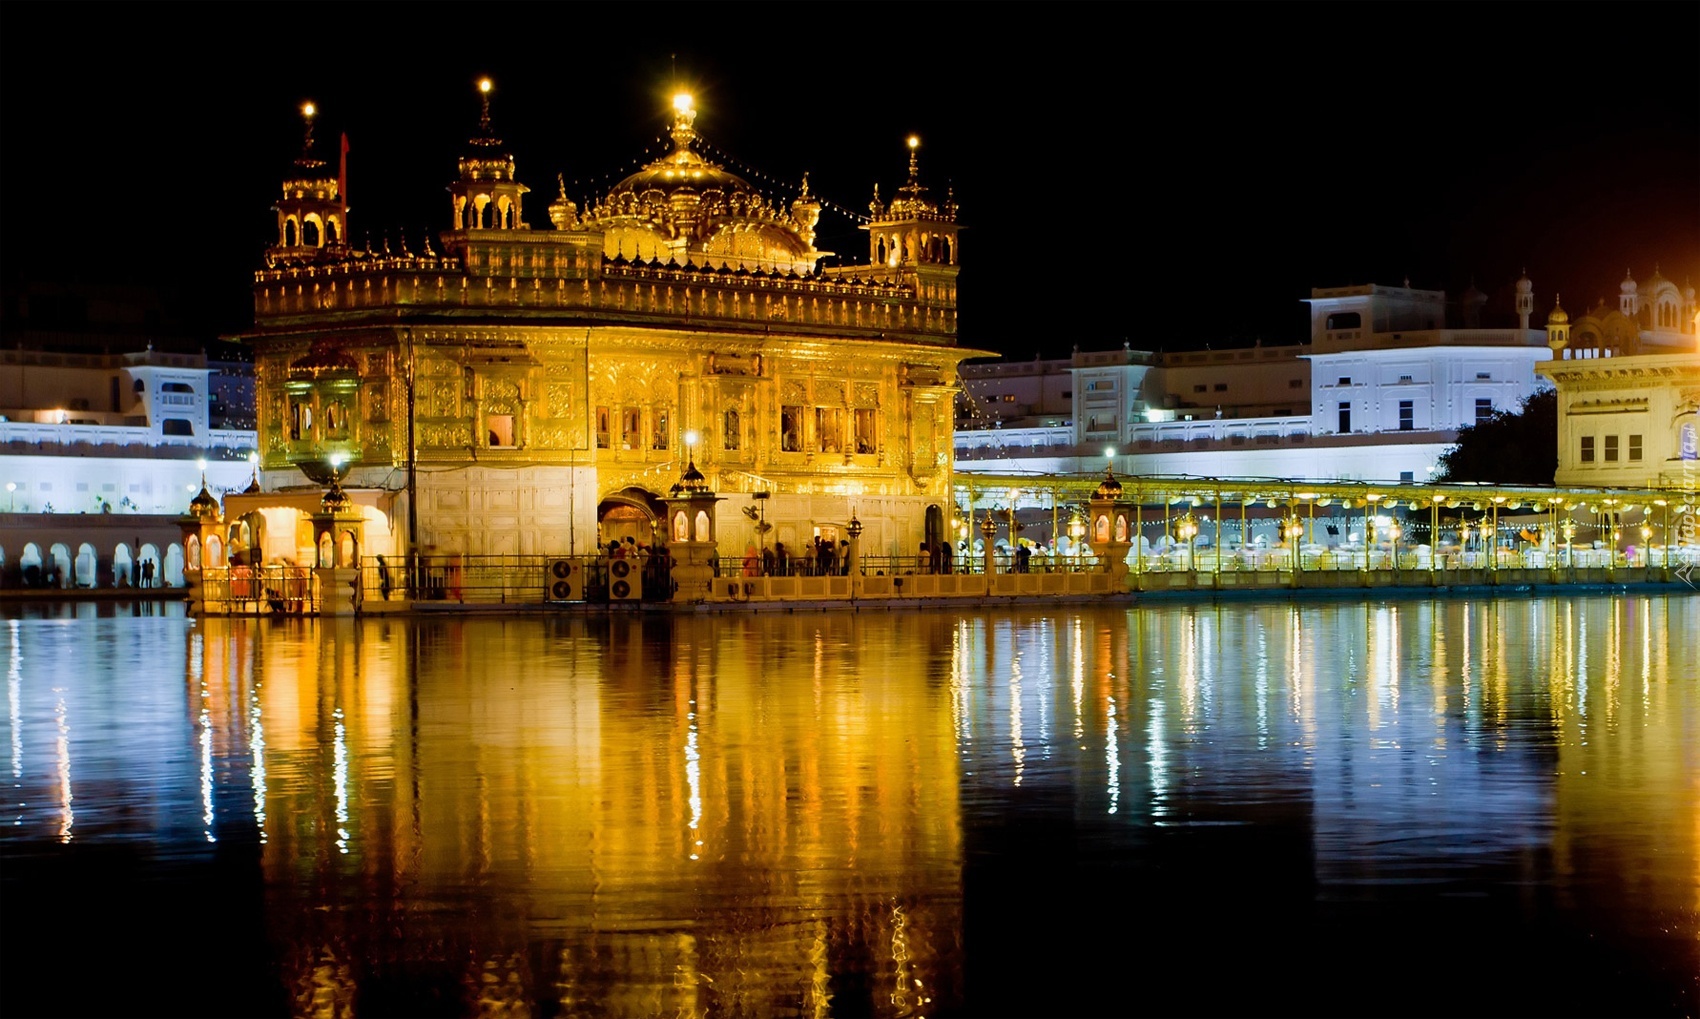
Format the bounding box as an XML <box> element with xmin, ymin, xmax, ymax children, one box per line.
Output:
<box><xmin>4</xmin><ymin>596</ymin><xmax>1697</xmax><ymax>1016</ymax></box>
<box><xmin>225</xmin><ymin>615</ymin><xmax>965</xmax><ymax>1018</ymax></box>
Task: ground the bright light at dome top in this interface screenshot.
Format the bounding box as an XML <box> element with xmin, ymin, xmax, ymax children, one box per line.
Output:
<box><xmin>479</xmin><ymin>78</ymin><xmax>493</xmax><ymax>94</ymax></box>
<box><xmin>302</xmin><ymin>102</ymin><xmax>315</xmax><ymax>118</ymax></box>
<box><xmin>907</xmin><ymin>135</ymin><xmax>920</xmax><ymax>149</ymax></box>
<box><xmin>673</xmin><ymin>92</ymin><xmax>694</xmax><ymax>113</ymax></box>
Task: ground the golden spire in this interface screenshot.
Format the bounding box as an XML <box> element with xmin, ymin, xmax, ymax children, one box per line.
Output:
<box><xmin>295</xmin><ymin>101</ymin><xmax>325</xmax><ymax>170</ymax></box>
<box><xmin>906</xmin><ymin>134</ymin><xmax>921</xmax><ymax>186</ymax></box>
<box><xmin>478</xmin><ymin>77</ymin><xmax>494</xmax><ymax>135</ymax></box>
<box><xmin>670</xmin><ymin>92</ymin><xmax>698</xmax><ymax>152</ymax></box>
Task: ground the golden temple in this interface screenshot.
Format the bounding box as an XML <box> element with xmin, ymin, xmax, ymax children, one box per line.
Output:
<box><xmin>238</xmin><ymin>82</ymin><xmax>986</xmax><ymax>574</ymax></box>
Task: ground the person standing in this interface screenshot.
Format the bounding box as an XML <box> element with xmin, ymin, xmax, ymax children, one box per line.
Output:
<box><xmin>377</xmin><ymin>555</ymin><xmax>392</xmax><ymax>600</ymax></box>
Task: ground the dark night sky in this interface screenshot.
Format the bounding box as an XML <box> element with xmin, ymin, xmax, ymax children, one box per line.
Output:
<box><xmin>3</xmin><ymin>3</ymin><xmax>1696</xmax><ymax>359</ymax></box>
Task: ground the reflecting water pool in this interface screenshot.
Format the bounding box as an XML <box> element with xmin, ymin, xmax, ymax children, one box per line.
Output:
<box><xmin>3</xmin><ymin>594</ymin><xmax>1697</xmax><ymax>1017</ymax></box>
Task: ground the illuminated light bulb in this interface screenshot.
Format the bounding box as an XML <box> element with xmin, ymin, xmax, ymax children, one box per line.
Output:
<box><xmin>479</xmin><ymin>78</ymin><xmax>493</xmax><ymax>94</ymax></box>
<box><xmin>907</xmin><ymin>135</ymin><xmax>920</xmax><ymax>150</ymax></box>
<box><xmin>302</xmin><ymin>102</ymin><xmax>316</xmax><ymax>118</ymax></box>
<box><xmin>673</xmin><ymin>92</ymin><xmax>694</xmax><ymax>113</ymax></box>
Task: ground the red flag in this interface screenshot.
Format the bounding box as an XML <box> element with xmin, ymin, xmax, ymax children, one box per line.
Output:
<box><xmin>338</xmin><ymin>132</ymin><xmax>350</xmax><ymax>223</ymax></box>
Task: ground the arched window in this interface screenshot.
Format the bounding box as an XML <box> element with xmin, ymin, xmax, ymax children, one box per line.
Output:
<box><xmin>338</xmin><ymin>530</ymin><xmax>357</xmax><ymax>568</ymax></box>
<box><xmin>206</xmin><ymin>535</ymin><xmax>223</xmax><ymax>568</ymax></box>
<box><xmin>113</xmin><ymin>543</ymin><xmax>135</xmax><ymax>587</ymax></box>
<box><xmin>75</xmin><ymin>543</ymin><xmax>97</xmax><ymax>587</ymax></box>
<box><xmin>164</xmin><ymin>544</ymin><xmax>185</xmax><ymax>586</ymax></box>
<box><xmin>186</xmin><ymin>534</ymin><xmax>201</xmax><ymax>570</ymax></box>
<box><xmin>302</xmin><ymin>218</ymin><xmax>320</xmax><ymax>247</ymax></box>
<box><xmin>284</xmin><ymin>219</ymin><xmax>298</xmax><ymax>246</ymax></box>
<box><xmin>49</xmin><ymin>543</ymin><xmax>72</xmax><ymax>588</ymax></box>
<box><xmin>325</xmin><ymin>218</ymin><xmax>339</xmax><ymax>245</ymax></box>
<box><xmin>20</xmin><ymin>543</ymin><xmax>43</xmax><ymax>587</ymax></box>
<box><xmin>695</xmin><ymin>509</ymin><xmax>711</xmax><ymax>540</ymax></box>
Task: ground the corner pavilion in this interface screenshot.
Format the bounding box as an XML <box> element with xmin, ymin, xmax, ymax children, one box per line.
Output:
<box><xmin>227</xmin><ymin>84</ymin><xmax>988</xmax><ymax>579</ymax></box>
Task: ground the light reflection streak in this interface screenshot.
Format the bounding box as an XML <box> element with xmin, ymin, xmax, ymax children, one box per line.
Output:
<box><xmin>1105</xmin><ymin>695</ymin><xmax>1120</xmax><ymax>814</ymax></box>
<box><xmin>685</xmin><ymin>699</ymin><xmax>702</xmax><ymax>860</ymax></box>
<box><xmin>1179</xmin><ymin>616</ymin><xmax>1199</xmax><ymax>730</ymax></box>
<box><xmin>1148</xmin><ymin>697</ymin><xmax>1168</xmax><ymax>820</ymax></box>
<box><xmin>1008</xmin><ymin>650</ymin><xmax>1025</xmax><ymax>787</ymax></box>
<box><xmin>200</xmin><ymin>702</ymin><xmax>216</xmax><ymax>842</ymax></box>
<box><xmin>54</xmin><ymin>692</ymin><xmax>71</xmax><ymax>842</ymax></box>
<box><xmin>1254</xmin><ymin>623</ymin><xmax>1269</xmax><ymax>750</ymax></box>
<box><xmin>1576</xmin><ymin>602</ymin><xmax>1589</xmax><ymax>726</ymax></box>
<box><xmin>333</xmin><ymin>708</ymin><xmax>349</xmax><ymax>854</ymax></box>
<box><xmin>1070</xmin><ymin>618</ymin><xmax>1084</xmax><ymax>743</ymax></box>
<box><xmin>1642</xmin><ymin>598</ymin><xmax>1652</xmax><ymax>704</ymax></box>
<box><xmin>952</xmin><ymin>621</ymin><xmax>972</xmax><ymax>755</ymax></box>
<box><xmin>9</xmin><ymin>621</ymin><xmax>21</xmax><ymax>790</ymax></box>
<box><xmin>250</xmin><ymin>683</ymin><xmax>267</xmax><ymax>843</ymax></box>
<box><xmin>193</xmin><ymin>632</ymin><xmax>215</xmax><ymax>843</ymax></box>
<box><xmin>890</xmin><ymin>903</ymin><xmax>916</xmax><ymax>1014</ymax></box>
<box><xmin>1033</xmin><ymin>622</ymin><xmax>1053</xmax><ymax>761</ymax></box>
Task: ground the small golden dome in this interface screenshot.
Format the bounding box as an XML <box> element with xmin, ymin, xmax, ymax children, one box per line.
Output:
<box><xmin>1094</xmin><ymin>468</ymin><xmax>1123</xmax><ymax>500</ymax></box>
<box><xmin>1547</xmin><ymin>297</ymin><xmax>1569</xmax><ymax>326</ymax></box>
<box><xmin>670</xmin><ymin>460</ymin><xmax>711</xmax><ymax>497</ymax></box>
<box><xmin>321</xmin><ymin>480</ymin><xmax>352</xmax><ymax>514</ymax></box>
<box><xmin>188</xmin><ymin>484</ymin><xmax>220</xmax><ymax>520</ymax></box>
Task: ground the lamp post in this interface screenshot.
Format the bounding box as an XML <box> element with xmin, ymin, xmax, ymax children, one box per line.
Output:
<box><xmin>847</xmin><ymin>514</ymin><xmax>864</xmax><ymax>596</ymax></box>
<box><xmin>1176</xmin><ymin>512</ymin><xmax>1198</xmax><ymax>571</ymax></box>
<box><xmin>980</xmin><ymin>514</ymin><xmax>999</xmax><ymax>576</ymax></box>
<box><xmin>1283</xmin><ymin>514</ymin><xmax>1304</xmax><ymax>579</ymax></box>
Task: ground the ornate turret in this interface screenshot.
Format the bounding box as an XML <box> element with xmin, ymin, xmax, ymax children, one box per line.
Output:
<box><xmin>266</xmin><ymin>102</ymin><xmax>346</xmax><ymax>268</ymax></box>
<box><xmin>789</xmin><ymin>173</ymin><xmax>822</xmax><ymax>250</ymax></box>
<box><xmin>1094</xmin><ymin>466</ymin><xmax>1124</xmax><ymax>500</ymax></box>
<box><xmin>548</xmin><ymin>173</ymin><xmax>579</xmax><ymax>230</ymax></box>
<box><xmin>863</xmin><ymin>135</ymin><xmax>961</xmax><ymax>271</ymax></box>
<box><xmin>1514</xmin><ymin>269</ymin><xmax>1534</xmax><ymax>331</ymax></box>
<box><xmin>448</xmin><ymin>78</ymin><xmax>530</xmax><ymax>232</ymax></box>
<box><xmin>1545</xmin><ymin>295</ymin><xmax>1570</xmax><ymax>352</ymax></box>
<box><xmin>1619</xmin><ymin>269</ymin><xmax>1639</xmax><ymax>317</ymax></box>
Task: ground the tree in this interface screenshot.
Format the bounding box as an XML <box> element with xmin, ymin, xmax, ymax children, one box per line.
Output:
<box><xmin>1433</xmin><ymin>389</ymin><xmax>1557</xmax><ymax>485</ymax></box>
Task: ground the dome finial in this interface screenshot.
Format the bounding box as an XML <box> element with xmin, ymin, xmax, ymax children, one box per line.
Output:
<box><xmin>670</xmin><ymin>91</ymin><xmax>698</xmax><ymax>152</ymax></box>
<box><xmin>477</xmin><ymin>77</ymin><xmax>494</xmax><ymax>135</ymax></box>
<box><xmin>906</xmin><ymin>135</ymin><xmax>921</xmax><ymax>185</ymax></box>
<box><xmin>299</xmin><ymin>101</ymin><xmax>317</xmax><ymax>161</ymax></box>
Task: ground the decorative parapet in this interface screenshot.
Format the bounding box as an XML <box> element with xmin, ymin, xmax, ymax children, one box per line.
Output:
<box><xmin>253</xmin><ymin>249</ymin><xmax>957</xmax><ymax>342</ymax></box>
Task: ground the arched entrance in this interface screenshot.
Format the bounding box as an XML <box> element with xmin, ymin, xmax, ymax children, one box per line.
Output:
<box><xmin>597</xmin><ymin>488</ymin><xmax>665</xmax><ymax>554</ymax></box>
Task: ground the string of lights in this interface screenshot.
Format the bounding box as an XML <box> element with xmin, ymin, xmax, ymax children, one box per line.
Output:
<box><xmin>556</xmin><ymin>130</ymin><xmax>874</xmax><ymax>229</ymax></box>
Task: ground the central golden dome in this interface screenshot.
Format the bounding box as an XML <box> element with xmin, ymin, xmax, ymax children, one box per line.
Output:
<box><xmin>582</xmin><ymin>94</ymin><xmax>826</xmax><ymax>274</ymax></box>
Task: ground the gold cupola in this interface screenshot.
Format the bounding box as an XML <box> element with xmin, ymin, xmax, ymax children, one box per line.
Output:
<box><xmin>267</xmin><ymin>101</ymin><xmax>346</xmax><ymax>268</ymax></box>
<box><xmin>863</xmin><ymin>134</ymin><xmax>961</xmax><ymax>272</ymax></box>
<box><xmin>1546</xmin><ymin>295</ymin><xmax>1571</xmax><ymax>351</ymax></box>
<box><xmin>448</xmin><ymin>78</ymin><xmax>530</xmax><ymax>232</ymax></box>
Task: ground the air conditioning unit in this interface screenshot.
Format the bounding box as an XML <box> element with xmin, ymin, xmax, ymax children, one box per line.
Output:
<box><xmin>544</xmin><ymin>559</ymin><xmax>582</xmax><ymax>602</ymax></box>
<box><xmin>607</xmin><ymin>557</ymin><xmax>640</xmax><ymax>601</ymax></box>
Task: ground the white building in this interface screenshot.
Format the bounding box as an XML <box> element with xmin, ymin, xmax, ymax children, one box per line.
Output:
<box><xmin>0</xmin><ymin>348</ymin><xmax>257</xmax><ymax>515</ymax></box>
<box><xmin>1540</xmin><ymin>268</ymin><xmax>1700</xmax><ymax>489</ymax></box>
<box><xmin>957</xmin><ymin>278</ymin><xmax>1555</xmax><ymax>484</ymax></box>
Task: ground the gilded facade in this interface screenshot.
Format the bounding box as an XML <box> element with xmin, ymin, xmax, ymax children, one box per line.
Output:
<box><xmin>240</xmin><ymin>86</ymin><xmax>986</xmax><ymax>565</ymax></box>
